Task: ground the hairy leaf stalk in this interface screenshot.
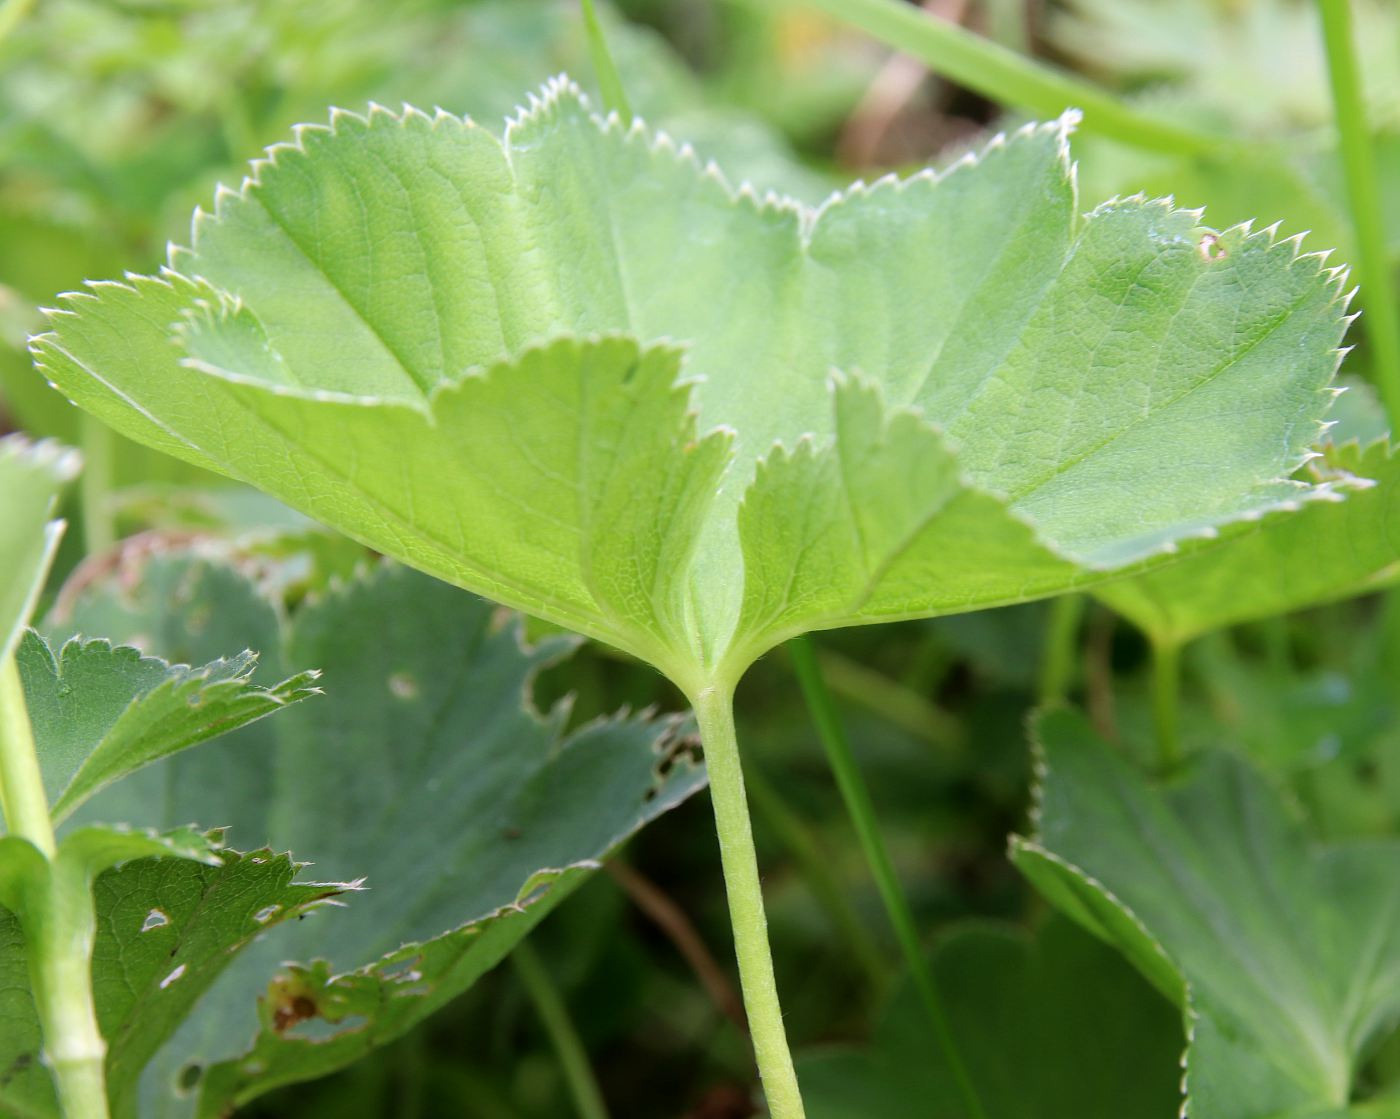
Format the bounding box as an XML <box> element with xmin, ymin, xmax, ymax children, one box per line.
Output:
<box><xmin>0</xmin><ymin>655</ymin><xmax>111</xmax><ymax>1119</ymax></box>
<box><xmin>692</xmin><ymin>685</ymin><xmax>805</xmax><ymax>1118</ymax></box>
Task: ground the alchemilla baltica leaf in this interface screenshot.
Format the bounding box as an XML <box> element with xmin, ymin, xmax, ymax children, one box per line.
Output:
<box><xmin>33</xmin><ymin>77</ymin><xmax>1351</xmax><ymax>694</ymax></box>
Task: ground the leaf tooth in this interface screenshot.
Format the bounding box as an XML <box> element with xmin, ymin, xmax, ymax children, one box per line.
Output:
<box><xmin>326</xmin><ymin>104</ymin><xmax>371</xmax><ymax>133</ymax></box>
<box><xmin>1278</xmin><ymin>229</ymin><xmax>1313</xmax><ymax>258</ymax></box>
<box><xmin>1322</xmin><ymin>261</ymin><xmax>1351</xmax><ymax>287</ymax></box>
<box><xmin>364</xmin><ymin>101</ymin><xmax>400</xmax><ymax>125</ymax></box>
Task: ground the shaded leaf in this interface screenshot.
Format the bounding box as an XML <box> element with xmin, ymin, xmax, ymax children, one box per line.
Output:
<box><xmin>1013</xmin><ymin>709</ymin><xmax>1400</xmax><ymax>1118</ymax></box>
<box><xmin>53</xmin><ymin>550</ymin><xmax>705</xmax><ymax>1116</ymax></box>
<box><xmin>798</xmin><ymin>917</ymin><xmax>1182</xmax><ymax>1119</ymax></box>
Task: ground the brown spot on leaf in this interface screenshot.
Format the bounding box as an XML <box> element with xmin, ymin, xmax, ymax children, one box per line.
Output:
<box><xmin>272</xmin><ymin>994</ymin><xmax>319</xmax><ymax>1033</ymax></box>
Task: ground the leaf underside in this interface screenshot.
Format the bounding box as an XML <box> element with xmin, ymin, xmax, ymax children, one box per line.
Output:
<box><xmin>1097</xmin><ymin>436</ymin><xmax>1400</xmax><ymax>645</ymax></box>
<box><xmin>1013</xmin><ymin>710</ymin><xmax>1400</xmax><ymax>1118</ymax></box>
<box><xmin>33</xmin><ymin>78</ymin><xmax>1349</xmax><ymax>688</ymax></box>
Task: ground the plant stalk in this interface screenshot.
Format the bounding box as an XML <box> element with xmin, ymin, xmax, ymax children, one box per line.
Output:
<box><xmin>692</xmin><ymin>684</ymin><xmax>806</xmax><ymax>1119</ymax></box>
<box><xmin>743</xmin><ymin>761</ymin><xmax>891</xmax><ymax>996</ymax></box>
<box><xmin>1038</xmin><ymin>594</ymin><xmax>1085</xmax><ymax>706</ymax></box>
<box><xmin>789</xmin><ymin>637</ymin><xmax>986</xmax><ymax>1119</ymax></box>
<box><xmin>1319</xmin><ymin>0</ymin><xmax>1400</xmax><ymax>429</ymax></box>
<box><xmin>0</xmin><ymin>654</ymin><xmax>56</xmax><ymax>857</ymax></box>
<box><xmin>811</xmin><ymin>648</ymin><xmax>963</xmax><ymax>752</ymax></box>
<box><xmin>28</xmin><ymin>858</ymin><xmax>110</xmax><ymax>1119</ymax></box>
<box><xmin>1151</xmin><ymin>638</ymin><xmax>1182</xmax><ymax>771</ymax></box>
<box><xmin>511</xmin><ymin>941</ymin><xmax>610</xmax><ymax>1119</ymax></box>
<box><xmin>0</xmin><ymin>655</ymin><xmax>111</xmax><ymax>1119</ymax></box>
<box><xmin>786</xmin><ymin>0</ymin><xmax>1226</xmax><ymax>155</ymax></box>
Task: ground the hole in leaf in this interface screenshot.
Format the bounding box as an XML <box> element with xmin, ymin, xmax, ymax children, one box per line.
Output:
<box><xmin>176</xmin><ymin>1063</ymin><xmax>202</xmax><ymax>1096</ymax></box>
<box><xmin>253</xmin><ymin>905</ymin><xmax>280</xmax><ymax>925</ymax></box>
<box><xmin>141</xmin><ymin>909</ymin><xmax>170</xmax><ymax>932</ymax></box>
<box><xmin>1198</xmin><ymin>232</ymin><xmax>1227</xmax><ymax>262</ymax></box>
<box><xmin>160</xmin><ymin>964</ymin><xmax>187</xmax><ymax>989</ymax></box>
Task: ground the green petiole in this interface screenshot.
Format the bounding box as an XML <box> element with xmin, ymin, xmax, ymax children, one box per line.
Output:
<box><xmin>692</xmin><ymin>684</ymin><xmax>806</xmax><ymax>1119</ymax></box>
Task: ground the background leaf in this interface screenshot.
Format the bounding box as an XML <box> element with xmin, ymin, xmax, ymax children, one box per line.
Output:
<box><xmin>13</xmin><ymin>628</ymin><xmax>319</xmax><ymax>825</ymax></box>
<box><xmin>0</xmin><ymin>835</ymin><xmax>353</xmax><ymax>1119</ymax></box>
<box><xmin>1013</xmin><ymin>709</ymin><xmax>1400</xmax><ymax>1118</ymax></box>
<box><xmin>51</xmin><ymin>549</ymin><xmax>706</xmax><ymax>1115</ymax></box>
<box><xmin>797</xmin><ymin>916</ymin><xmax>1182</xmax><ymax>1119</ymax></box>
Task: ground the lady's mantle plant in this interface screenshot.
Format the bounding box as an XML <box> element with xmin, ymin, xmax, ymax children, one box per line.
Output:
<box><xmin>34</xmin><ymin>78</ymin><xmax>1352</xmax><ymax>1116</ymax></box>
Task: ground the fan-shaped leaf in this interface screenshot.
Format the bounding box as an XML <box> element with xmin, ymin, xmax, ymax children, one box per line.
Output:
<box><xmin>32</xmin><ymin>81</ymin><xmax>1350</xmax><ymax>692</ymax></box>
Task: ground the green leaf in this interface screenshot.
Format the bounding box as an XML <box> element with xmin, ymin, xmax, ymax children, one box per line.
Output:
<box><xmin>12</xmin><ymin>629</ymin><xmax>319</xmax><ymax>825</ymax></box>
<box><xmin>52</xmin><ymin>550</ymin><xmax>705</xmax><ymax>1116</ymax></box>
<box><xmin>32</xmin><ymin>82</ymin><xmax>1349</xmax><ymax>692</ymax></box>
<box><xmin>1097</xmin><ymin>435</ymin><xmax>1400</xmax><ymax>645</ymax></box>
<box><xmin>798</xmin><ymin>917</ymin><xmax>1182</xmax><ymax>1119</ymax></box>
<box><xmin>0</xmin><ymin>831</ymin><xmax>352</xmax><ymax>1119</ymax></box>
<box><xmin>0</xmin><ymin>437</ymin><xmax>79</xmax><ymax>664</ymax></box>
<box><xmin>1012</xmin><ymin>709</ymin><xmax>1400</xmax><ymax>1118</ymax></box>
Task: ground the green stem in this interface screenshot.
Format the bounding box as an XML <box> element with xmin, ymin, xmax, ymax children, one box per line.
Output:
<box><xmin>1151</xmin><ymin>638</ymin><xmax>1182</xmax><ymax>771</ymax></box>
<box><xmin>1038</xmin><ymin>594</ymin><xmax>1085</xmax><ymax>706</ymax></box>
<box><xmin>579</xmin><ymin>0</ymin><xmax>633</xmax><ymax>125</ymax></box>
<box><xmin>28</xmin><ymin>859</ymin><xmax>110</xmax><ymax>1119</ymax></box>
<box><xmin>812</xmin><ymin>648</ymin><xmax>963</xmax><ymax>752</ymax></box>
<box><xmin>743</xmin><ymin>761</ymin><xmax>891</xmax><ymax>996</ymax></box>
<box><xmin>511</xmin><ymin>941</ymin><xmax>609</xmax><ymax>1119</ymax></box>
<box><xmin>1316</xmin><ymin>0</ymin><xmax>1394</xmax><ymax>425</ymax></box>
<box><xmin>692</xmin><ymin>684</ymin><xmax>805</xmax><ymax>1119</ymax></box>
<box><xmin>0</xmin><ymin>655</ymin><xmax>55</xmax><ymax>857</ymax></box>
<box><xmin>0</xmin><ymin>656</ymin><xmax>110</xmax><ymax>1119</ymax></box>
<box><xmin>786</xmin><ymin>0</ymin><xmax>1226</xmax><ymax>155</ymax></box>
<box><xmin>1320</xmin><ymin>0</ymin><xmax>1400</xmax><ymax>429</ymax></box>
<box><xmin>79</xmin><ymin>416</ymin><xmax>115</xmax><ymax>556</ymax></box>
<box><xmin>789</xmin><ymin>638</ymin><xmax>986</xmax><ymax>1119</ymax></box>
